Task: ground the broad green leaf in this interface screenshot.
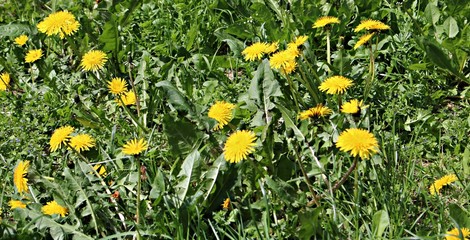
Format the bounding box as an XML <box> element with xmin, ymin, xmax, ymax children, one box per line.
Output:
<box><xmin>204</xmin><ymin>154</ymin><xmax>225</xmax><ymax>200</ymax></box>
<box><xmin>463</xmin><ymin>146</ymin><xmax>470</xmax><ymax>175</ymax></box>
<box><xmin>449</xmin><ymin>204</ymin><xmax>470</xmax><ymax>228</ymax></box>
<box><xmin>262</xmin><ymin>59</ymin><xmax>282</xmax><ymax>111</ymax></box>
<box><xmin>298</xmin><ymin>207</ymin><xmax>323</xmax><ymax>240</ymax></box>
<box><xmin>276</xmin><ymin>103</ymin><xmax>305</xmax><ymax>142</ymax></box>
<box><xmin>156</xmin><ymin>80</ymin><xmax>194</xmax><ymax>114</ymax></box>
<box><xmin>424</xmin><ymin>3</ymin><xmax>440</xmax><ymax>25</ymax></box>
<box><xmin>175</xmin><ymin>149</ymin><xmax>201</xmax><ymax>206</ymax></box>
<box><xmin>0</xmin><ymin>24</ymin><xmax>32</xmax><ymax>37</ymax></box>
<box><xmin>372</xmin><ymin>210</ymin><xmax>390</xmax><ymax>238</ymax></box>
<box><xmin>163</xmin><ymin>115</ymin><xmax>200</xmax><ymax>156</ymax></box>
<box><xmin>443</xmin><ymin>16</ymin><xmax>459</xmax><ymax>38</ymax></box>
<box><xmin>99</xmin><ymin>15</ymin><xmax>119</xmax><ymax>52</ymax></box>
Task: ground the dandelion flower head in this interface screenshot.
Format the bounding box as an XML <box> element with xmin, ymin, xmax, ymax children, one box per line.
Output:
<box><xmin>37</xmin><ymin>10</ymin><xmax>80</xmax><ymax>39</ymax></box>
<box><xmin>269</xmin><ymin>49</ymin><xmax>297</xmax><ymax>69</ymax></box>
<box><xmin>25</xmin><ymin>49</ymin><xmax>43</xmax><ymax>63</ymax></box>
<box><xmin>445</xmin><ymin>227</ymin><xmax>470</xmax><ymax>240</ymax></box>
<box><xmin>341</xmin><ymin>99</ymin><xmax>364</xmax><ymax>114</ymax></box>
<box><xmin>281</xmin><ymin>60</ymin><xmax>297</xmax><ymax>75</ymax></box>
<box><xmin>14</xmin><ymin>35</ymin><xmax>28</xmax><ymax>46</ymax></box>
<box><xmin>208</xmin><ymin>101</ymin><xmax>236</xmax><ymax>130</ymax></box>
<box><xmin>13</xmin><ymin>160</ymin><xmax>30</xmax><ymax>195</ymax></box>
<box><xmin>70</xmin><ymin>134</ymin><xmax>95</xmax><ymax>152</ymax></box>
<box><xmin>429</xmin><ymin>174</ymin><xmax>458</xmax><ymax>195</ymax></box>
<box><xmin>242</xmin><ymin>42</ymin><xmax>268</xmax><ymax>61</ymax></box>
<box><xmin>9</xmin><ymin>200</ymin><xmax>27</xmax><ymax>209</ymax></box>
<box><xmin>318</xmin><ymin>76</ymin><xmax>353</xmax><ymax>95</ymax></box>
<box><xmin>117</xmin><ymin>90</ymin><xmax>137</xmax><ymax>106</ymax></box>
<box><xmin>298</xmin><ymin>104</ymin><xmax>332</xmax><ymax>120</ymax></box>
<box><xmin>264</xmin><ymin>42</ymin><xmax>279</xmax><ymax>54</ymax></box>
<box><xmin>354</xmin><ymin>33</ymin><xmax>375</xmax><ymax>50</ymax></box>
<box><xmin>42</xmin><ymin>200</ymin><xmax>68</xmax><ymax>217</ymax></box>
<box><xmin>336</xmin><ymin>128</ymin><xmax>379</xmax><ymax>159</ymax></box>
<box><xmin>290</xmin><ymin>35</ymin><xmax>308</xmax><ymax>48</ymax></box>
<box><xmin>354</xmin><ymin>19</ymin><xmax>390</xmax><ymax>32</ymax></box>
<box><xmin>49</xmin><ymin>126</ymin><xmax>74</xmax><ymax>152</ymax></box>
<box><xmin>223</xmin><ymin>130</ymin><xmax>257</xmax><ymax>163</ymax></box>
<box><xmin>222</xmin><ymin>198</ymin><xmax>230</xmax><ymax>210</ymax></box>
<box><xmin>108</xmin><ymin>77</ymin><xmax>128</xmax><ymax>95</ymax></box>
<box><xmin>80</xmin><ymin>50</ymin><xmax>108</xmax><ymax>71</ymax></box>
<box><xmin>312</xmin><ymin>16</ymin><xmax>340</xmax><ymax>28</ymax></box>
<box><xmin>122</xmin><ymin>138</ymin><xmax>148</xmax><ymax>155</ymax></box>
<box><xmin>0</xmin><ymin>72</ymin><xmax>11</xmax><ymax>91</ymax></box>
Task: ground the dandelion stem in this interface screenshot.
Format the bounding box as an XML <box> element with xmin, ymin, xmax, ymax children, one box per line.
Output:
<box><xmin>326</xmin><ymin>29</ymin><xmax>331</xmax><ymax>67</ymax></box>
<box><xmin>292</xmin><ymin>142</ymin><xmax>319</xmax><ymax>207</ymax></box>
<box><xmin>128</xmin><ymin>62</ymin><xmax>141</xmax><ymax>118</ymax></box>
<box><xmin>285</xmin><ymin>74</ymin><xmax>301</xmax><ymax>112</ymax></box>
<box><xmin>135</xmin><ymin>156</ymin><xmax>142</xmax><ymax>240</ymax></box>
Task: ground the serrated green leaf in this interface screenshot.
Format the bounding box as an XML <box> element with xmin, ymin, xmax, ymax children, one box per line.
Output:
<box><xmin>276</xmin><ymin>104</ymin><xmax>305</xmax><ymax>142</ymax></box>
<box><xmin>156</xmin><ymin>80</ymin><xmax>194</xmax><ymax>114</ymax></box>
<box><xmin>175</xmin><ymin>149</ymin><xmax>201</xmax><ymax>206</ymax></box>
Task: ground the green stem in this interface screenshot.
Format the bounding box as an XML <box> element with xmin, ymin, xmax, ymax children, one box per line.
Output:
<box><xmin>363</xmin><ymin>35</ymin><xmax>376</xmax><ymax>102</ymax></box>
<box><xmin>354</xmin><ymin>158</ymin><xmax>360</xmax><ymax>240</ymax></box>
<box><xmin>118</xmin><ymin>95</ymin><xmax>148</xmax><ymax>134</ymax></box>
<box><xmin>285</xmin><ymin>74</ymin><xmax>301</xmax><ymax>111</ymax></box>
<box><xmin>128</xmin><ymin>65</ymin><xmax>141</xmax><ymax>117</ymax></box>
<box><xmin>337</xmin><ymin>93</ymin><xmax>342</xmax><ymax>111</ymax></box>
<box><xmin>326</xmin><ymin>29</ymin><xmax>331</xmax><ymax>67</ymax></box>
<box><xmin>293</xmin><ymin>143</ymin><xmax>319</xmax><ymax>206</ymax></box>
<box><xmin>135</xmin><ymin>156</ymin><xmax>142</xmax><ymax>240</ymax></box>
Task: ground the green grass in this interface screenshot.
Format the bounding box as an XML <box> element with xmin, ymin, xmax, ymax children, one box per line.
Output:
<box><xmin>0</xmin><ymin>0</ymin><xmax>469</xmax><ymax>239</ymax></box>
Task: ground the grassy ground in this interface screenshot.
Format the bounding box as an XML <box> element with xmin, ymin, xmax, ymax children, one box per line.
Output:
<box><xmin>0</xmin><ymin>0</ymin><xmax>469</xmax><ymax>239</ymax></box>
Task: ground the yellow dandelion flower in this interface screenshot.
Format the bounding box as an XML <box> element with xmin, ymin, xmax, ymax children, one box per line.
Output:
<box><xmin>80</xmin><ymin>50</ymin><xmax>108</xmax><ymax>71</ymax></box>
<box><xmin>223</xmin><ymin>130</ymin><xmax>257</xmax><ymax>163</ymax></box>
<box><xmin>9</xmin><ymin>200</ymin><xmax>26</xmax><ymax>209</ymax></box>
<box><xmin>318</xmin><ymin>75</ymin><xmax>353</xmax><ymax>95</ymax></box>
<box><xmin>25</xmin><ymin>49</ymin><xmax>43</xmax><ymax>63</ymax></box>
<box><xmin>354</xmin><ymin>33</ymin><xmax>375</xmax><ymax>50</ymax></box>
<box><xmin>14</xmin><ymin>35</ymin><xmax>28</xmax><ymax>46</ymax></box>
<box><xmin>0</xmin><ymin>72</ymin><xmax>11</xmax><ymax>91</ymax></box>
<box><xmin>336</xmin><ymin>128</ymin><xmax>379</xmax><ymax>159</ymax></box>
<box><xmin>208</xmin><ymin>101</ymin><xmax>236</xmax><ymax>130</ymax></box>
<box><xmin>354</xmin><ymin>19</ymin><xmax>390</xmax><ymax>32</ymax></box>
<box><xmin>69</xmin><ymin>134</ymin><xmax>95</xmax><ymax>152</ymax></box>
<box><xmin>92</xmin><ymin>164</ymin><xmax>107</xmax><ymax>177</ymax></box>
<box><xmin>117</xmin><ymin>90</ymin><xmax>137</xmax><ymax>106</ymax></box>
<box><xmin>13</xmin><ymin>161</ymin><xmax>29</xmax><ymax>194</ymax></box>
<box><xmin>290</xmin><ymin>35</ymin><xmax>308</xmax><ymax>47</ymax></box>
<box><xmin>429</xmin><ymin>174</ymin><xmax>458</xmax><ymax>195</ymax></box>
<box><xmin>312</xmin><ymin>16</ymin><xmax>341</xmax><ymax>28</ymax></box>
<box><xmin>42</xmin><ymin>200</ymin><xmax>68</xmax><ymax>217</ymax></box>
<box><xmin>341</xmin><ymin>99</ymin><xmax>364</xmax><ymax>114</ymax></box>
<box><xmin>242</xmin><ymin>42</ymin><xmax>268</xmax><ymax>61</ymax></box>
<box><xmin>122</xmin><ymin>138</ymin><xmax>148</xmax><ymax>155</ymax></box>
<box><xmin>222</xmin><ymin>198</ymin><xmax>230</xmax><ymax>210</ymax></box>
<box><xmin>269</xmin><ymin>49</ymin><xmax>297</xmax><ymax>69</ymax></box>
<box><xmin>445</xmin><ymin>227</ymin><xmax>470</xmax><ymax>240</ymax></box>
<box><xmin>49</xmin><ymin>126</ymin><xmax>74</xmax><ymax>152</ymax></box>
<box><xmin>281</xmin><ymin>60</ymin><xmax>297</xmax><ymax>75</ymax></box>
<box><xmin>37</xmin><ymin>10</ymin><xmax>80</xmax><ymax>39</ymax></box>
<box><xmin>264</xmin><ymin>42</ymin><xmax>279</xmax><ymax>54</ymax></box>
<box><xmin>108</xmin><ymin>77</ymin><xmax>128</xmax><ymax>95</ymax></box>
<box><xmin>298</xmin><ymin>104</ymin><xmax>332</xmax><ymax>120</ymax></box>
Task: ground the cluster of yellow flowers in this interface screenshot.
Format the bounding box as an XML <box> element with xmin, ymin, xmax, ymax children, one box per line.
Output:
<box><xmin>107</xmin><ymin>77</ymin><xmax>137</xmax><ymax>106</ymax></box>
<box><xmin>207</xmin><ymin>101</ymin><xmax>257</xmax><ymax>163</ymax></box>
<box><xmin>10</xmin><ymin>160</ymin><xmax>68</xmax><ymax>216</ymax></box>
